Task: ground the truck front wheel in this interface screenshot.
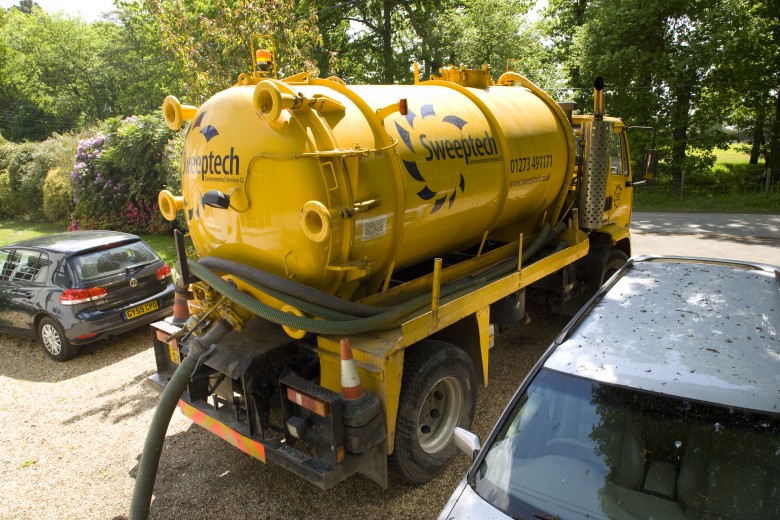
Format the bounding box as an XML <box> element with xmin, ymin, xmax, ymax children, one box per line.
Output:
<box><xmin>602</xmin><ymin>249</ymin><xmax>628</xmax><ymax>285</ymax></box>
<box><xmin>390</xmin><ymin>340</ymin><xmax>476</xmax><ymax>484</ymax></box>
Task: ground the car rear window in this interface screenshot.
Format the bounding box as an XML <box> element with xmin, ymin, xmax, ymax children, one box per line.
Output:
<box><xmin>69</xmin><ymin>241</ymin><xmax>159</xmax><ymax>284</ymax></box>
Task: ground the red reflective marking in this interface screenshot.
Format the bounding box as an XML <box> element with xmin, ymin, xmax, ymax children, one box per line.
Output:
<box><xmin>178</xmin><ymin>400</ymin><xmax>266</xmax><ymax>462</ymax></box>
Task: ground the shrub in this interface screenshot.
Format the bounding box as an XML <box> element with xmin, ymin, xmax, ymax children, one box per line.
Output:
<box><xmin>3</xmin><ymin>133</ymin><xmax>82</xmax><ymax>219</ymax></box>
<box><xmin>0</xmin><ymin>170</ymin><xmax>17</xmax><ymax>218</ymax></box>
<box><xmin>43</xmin><ymin>167</ymin><xmax>73</xmax><ymax>223</ymax></box>
<box><xmin>0</xmin><ymin>140</ymin><xmax>16</xmax><ymax>172</ymax></box>
<box><xmin>71</xmin><ymin>114</ymin><xmax>178</xmax><ymax>234</ymax></box>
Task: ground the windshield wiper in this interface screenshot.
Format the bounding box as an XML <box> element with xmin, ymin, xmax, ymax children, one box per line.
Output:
<box><xmin>531</xmin><ymin>513</ymin><xmax>561</xmax><ymax>520</ymax></box>
<box><xmin>125</xmin><ymin>260</ymin><xmax>155</xmax><ymax>273</ymax></box>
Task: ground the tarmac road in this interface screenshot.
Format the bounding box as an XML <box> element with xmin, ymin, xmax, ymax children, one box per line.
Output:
<box><xmin>631</xmin><ymin>211</ymin><xmax>780</xmax><ymax>265</ymax></box>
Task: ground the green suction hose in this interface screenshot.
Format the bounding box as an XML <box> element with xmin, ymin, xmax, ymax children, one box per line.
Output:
<box><xmin>130</xmin><ymin>319</ymin><xmax>234</xmax><ymax>520</ymax></box>
<box><xmin>185</xmin><ymin>222</ymin><xmax>565</xmax><ymax>335</ymax></box>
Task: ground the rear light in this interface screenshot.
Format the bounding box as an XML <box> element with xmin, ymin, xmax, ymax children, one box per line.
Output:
<box><xmin>287</xmin><ymin>387</ymin><xmax>330</xmax><ymax>417</ymax></box>
<box><xmin>156</xmin><ymin>263</ymin><xmax>172</xmax><ymax>281</ymax></box>
<box><xmin>60</xmin><ymin>287</ymin><xmax>108</xmax><ymax>305</ymax></box>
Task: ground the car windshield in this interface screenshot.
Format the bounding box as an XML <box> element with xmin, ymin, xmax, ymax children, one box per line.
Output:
<box><xmin>473</xmin><ymin>368</ymin><xmax>779</xmax><ymax>520</ymax></box>
<box><xmin>68</xmin><ymin>241</ymin><xmax>158</xmax><ymax>283</ymax></box>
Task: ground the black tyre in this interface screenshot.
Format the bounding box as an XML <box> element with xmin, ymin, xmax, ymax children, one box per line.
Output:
<box><xmin>390</xmin><ymin>340</ymin><xmax>476</xmax><ymax>484</ymax></box>
<box><xmin>602</xmin><ymin>249</ymin><xmax>628</xmax><ymax>285</ymax></box>
<box><xmin>38</xmin><ymin>317</ymin><xmax>78</xmax><ymax>361</ymax></box>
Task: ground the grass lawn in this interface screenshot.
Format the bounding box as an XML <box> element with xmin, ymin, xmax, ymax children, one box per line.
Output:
<box><xmin>635</xmin><ymin>143</ymin><xmax>779</xmax><ymax>213</ymax></box>
<box><xmin>0</xmin><ymin>220</ymin><xmax>180</xmax><ymax>266</ymax></box>
<box><xmin>712</xmin><ymin>143</ymin><xmax>753</xmax><ymax>163</ymax></box>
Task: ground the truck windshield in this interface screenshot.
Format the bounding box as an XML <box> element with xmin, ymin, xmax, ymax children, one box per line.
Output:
<box><xmin>473</xmin><ymin>368</ymin><xmax>779</xmax><ymax>520</ymax></box>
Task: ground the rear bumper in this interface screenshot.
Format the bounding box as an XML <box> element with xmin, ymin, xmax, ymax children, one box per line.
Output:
<box><xmin>148</xmin><ymin>319</ymin><xmax>388</xmax><ymax>490</ymax></box>
<box><xmin>65</xmin><ymin>285</ymin><xmax>175</xmax><ymax>344</ymax></box>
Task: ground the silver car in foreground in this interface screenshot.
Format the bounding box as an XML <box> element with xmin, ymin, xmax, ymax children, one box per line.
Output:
<box><xmin>439</xmin><ymin>256</ymin><xmax>779</xmax><ymax>520</ymax></box>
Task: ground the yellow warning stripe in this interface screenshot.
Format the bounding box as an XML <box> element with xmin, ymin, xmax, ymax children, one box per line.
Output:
<box><xmin>178</xmin><ymin>400</ymin><xmax>266</xmax><ymax>462</ymax></box>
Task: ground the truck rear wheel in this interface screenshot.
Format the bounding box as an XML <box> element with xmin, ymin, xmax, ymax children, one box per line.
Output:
<box><xmin>390</xmin><ymin>340</ymin><xmax>476</xmax><ymax>484</ymax></box>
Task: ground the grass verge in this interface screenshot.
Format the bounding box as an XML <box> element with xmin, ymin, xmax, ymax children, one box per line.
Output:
<box><xmin>634</xmin><ymin>190</ymin><xmax>780</xmax><ymax>213</ymax></box>
<box><xmin>0</xmin><ymin>220</ymin><xmax>180</xmax><ymax>266</ymax></box>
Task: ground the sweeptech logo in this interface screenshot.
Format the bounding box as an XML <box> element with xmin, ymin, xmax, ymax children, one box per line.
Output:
<box><xmin>184</xmin><ymin>111</ymin><xmax>241</xmax><ymax>182</ymax></box>
<box><xmin>394</xmin><ymin>104</ymin><xmax>499</xmax><ymax>213</ymax></box>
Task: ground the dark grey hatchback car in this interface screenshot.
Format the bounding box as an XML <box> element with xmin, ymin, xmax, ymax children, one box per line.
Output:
<box><xmin>0</xmin><ymin>230</ymin><xmax>175</xmax><ymax>361</ymax></box>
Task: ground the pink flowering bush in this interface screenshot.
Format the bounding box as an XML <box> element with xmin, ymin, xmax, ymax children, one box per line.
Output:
<box><xmin>70</xmin><ymin>113</ymin><xmax>177</xmax><ymax>234</ymax></box>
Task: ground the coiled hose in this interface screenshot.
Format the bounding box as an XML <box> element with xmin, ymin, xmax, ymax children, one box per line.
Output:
<box><xmin>129</xmin><ymin>319</ymin><xmax>234</xmax><ymax>520</ymax></box>
<box><xmin>187</xmin><ymin>222</ymin><xmax>565</xmax><ymax>335</ymax></box>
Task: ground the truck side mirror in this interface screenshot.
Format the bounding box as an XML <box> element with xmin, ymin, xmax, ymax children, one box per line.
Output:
<box><xmin>643</xmin><ymin>149</ymin><xmax>658</xmax><ymax>180</ymax></box>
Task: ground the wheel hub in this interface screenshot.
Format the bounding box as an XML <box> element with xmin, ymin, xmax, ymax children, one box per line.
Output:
<box><xmin>416</xmin><ymin>377</ymin><xmax>463</xmax><ymax>453</ymax></box>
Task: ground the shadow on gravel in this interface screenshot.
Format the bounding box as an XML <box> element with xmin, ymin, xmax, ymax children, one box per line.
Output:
<box><xmin>0</xmin><ymin>327</ymin><xmax>152</xmax><ymax>382</ymax></box>
<box><xmin>61</xmin><ymin>368</ymin><xmax>159</xmax><ymax>426</ymax></box>
<box><xmin>129</xmin><ymin>422</ymin><xmax>460</xmax><ymax>520</ymax></box>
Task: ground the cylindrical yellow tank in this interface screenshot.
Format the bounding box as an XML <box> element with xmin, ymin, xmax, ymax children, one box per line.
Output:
<box><xmin>165</xmin><ymin>73</ymin><xmax>572</xmax><ymax>299</ymax></box>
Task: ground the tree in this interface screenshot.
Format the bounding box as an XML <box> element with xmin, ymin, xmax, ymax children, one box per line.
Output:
<box><xmin>121</xmin><ymin>0</ymin><xmax>321</xmax><ymax>103</ymax></box>
<box><xmin>304</xmin><ymin>0</ymin><xmax>558</xmax><ymax>86</ymax></box>
<box><xmin>443</xmin><ymin>0</ymin><xmax>560</xmax><ymax>88</ymax></box>
<box><xmin>567</xmin><ymin>0</ymin><xmax>726</xmax><ymax>194</ymax></box>
<box><xmin>0</xmin><ymin>7</ymin><xmax>143</xmax><ymax>140</ymax></box>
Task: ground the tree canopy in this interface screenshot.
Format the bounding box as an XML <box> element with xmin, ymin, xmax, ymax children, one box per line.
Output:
<box><xmin>0</xmin><ymin>0</ymin><xmax>777</xmax><ymax>188</ymax></box>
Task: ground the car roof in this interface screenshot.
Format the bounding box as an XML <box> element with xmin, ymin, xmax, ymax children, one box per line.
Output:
<box><xmin>3</xmin><ymin>230</ymin><xmax>140</xmax><ymax>255</ymax></box>
<box><xmin>545</xmin><ymin>256</ymin><xmax>780</xmax><ymax>413</ymax></box>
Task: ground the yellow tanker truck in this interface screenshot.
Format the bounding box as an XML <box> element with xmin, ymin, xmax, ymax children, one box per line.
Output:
<box><xmin>135</xmin><ymin>49</ymin><xmax>655</xmax><ymax>511</ymax></box>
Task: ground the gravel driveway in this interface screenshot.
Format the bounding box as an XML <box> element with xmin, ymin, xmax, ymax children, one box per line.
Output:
<box><xmin>0</xmin><ymin>313</ymin><xmax>569</xmax><ymax>519</ymax></box>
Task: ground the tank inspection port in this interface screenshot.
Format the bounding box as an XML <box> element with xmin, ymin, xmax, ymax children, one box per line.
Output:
<box><xmin>301</xmin><ymin>201</ymin><xmax>334</xmax><ymax>243</ymax></box>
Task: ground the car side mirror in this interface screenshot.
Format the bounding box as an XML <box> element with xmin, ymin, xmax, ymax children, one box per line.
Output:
<box><xmin>454</xmin><ymin>427</ymin><xmax>481</xmax><ymax>461</ymax></box>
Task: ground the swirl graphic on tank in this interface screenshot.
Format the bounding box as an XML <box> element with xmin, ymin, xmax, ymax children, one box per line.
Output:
<box><xmin>393</xmin><ymin>104</ymin><xmax>497</xmax><ymax>214</ymax></box>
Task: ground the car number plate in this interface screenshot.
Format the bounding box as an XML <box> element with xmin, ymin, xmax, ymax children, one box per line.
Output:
<box><xmin>124</xmin><ymin>300</ymin><xmax>159</xmax><ymax>320</ymax></box>
<box><xmin>169</xmin><ymin>343</ymin><xmax>181</xmax><ymax>364</ymax></box>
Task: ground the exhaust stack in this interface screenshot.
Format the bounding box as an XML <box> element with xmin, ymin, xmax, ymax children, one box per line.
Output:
<box><xmin>578</xmin><ymin>77</ymin><xmax>612</xmax><ymax>230</ymax></box>
<box><xmin>593</xmin><ymin>76</ymin><xmax>605</xmax><ymax>120</ymax></box>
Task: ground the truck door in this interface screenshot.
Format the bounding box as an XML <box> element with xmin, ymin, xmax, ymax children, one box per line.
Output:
<box><xmin>604</xmin><ymin>128</ymin><xmax>633</xmax><ymax>228</ymax></box>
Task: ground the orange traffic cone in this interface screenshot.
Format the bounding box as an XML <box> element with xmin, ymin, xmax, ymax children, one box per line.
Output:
<box><xmin>340</xmin><ymin>338</ymin><xmax>365</xmax><ymax>400</ymax></box>
<box><xmin>171</xmin><ymin>288</ymin><xmax>190</xmax><ymax>326</ymax></box>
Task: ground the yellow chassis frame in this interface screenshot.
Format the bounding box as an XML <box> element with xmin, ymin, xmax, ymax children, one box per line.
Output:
<box><xmin>314</xmin><ymin>229</ymin><xmax>590</xmax><ymax>453</ymax></box>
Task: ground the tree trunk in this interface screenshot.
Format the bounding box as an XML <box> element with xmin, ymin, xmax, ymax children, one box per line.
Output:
<box><xmin>769</xmin><ymin>92</ymin><xmax>780</xmax><ymax>173</ymax></box>
<box><xmin>670</xmin><ymin>84</ymin><xmax>692</xmax><ymax>195</ymax></box>
<box><xmin>750</xmin><ymin>100</ymin><xmax>765</xmax><ymax>165</ymax></box>
<box><xmin>383</xmin><ymin>0</ymin><xmax>393</xmax><ymax>83</ymax></box>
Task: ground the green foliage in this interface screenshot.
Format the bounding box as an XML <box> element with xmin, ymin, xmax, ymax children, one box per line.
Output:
<box><xmin>42</xmin><ymin>167</ymin><xmax>73</xmax><ymax>223</ymax></box>
<box><xmin>71</xmin><ymin>115</ymin><xmax>176</xmax><ymax>234</ymax></box>
<box><xmin>0</xmin><ymin>6</ymin><xmax>183</xmax><ymax>141</ymax></box>
<box><xmin>444</xmin><ymin>1</ymin><xmax>539</xmax><ymax>76</ymax></box>
<box><xmin>0</xmin><ymin>171</ymin><xmax>16</xmax><ymax>219</ymax></box>
<box><xmin>6</xmin><ymin>136</ymin><xmax>74</xmax><ymax>214</ymax></box>
<box><xmin>125</xmin><ymin>0</ymin><xmax>321</xmax><ymax>102</ymax></box>
<box><xmin>101</xmin><ymin>114</ymin><xmax>174</xmax><ymax>201</ymax></box>
<box><xmin>2</xmin><ymin>132</ymin><xmax>81</xmax><ymax>218</ymax></box>
<box><xmin>633</xmin><ymin>190</ymin><xmax>780</xmax><ymax>213</ymax></box>
<box><xmin>548</xmin><ymin>0</ymin><xmax>778</xmax><ymax>194</ymax></box>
